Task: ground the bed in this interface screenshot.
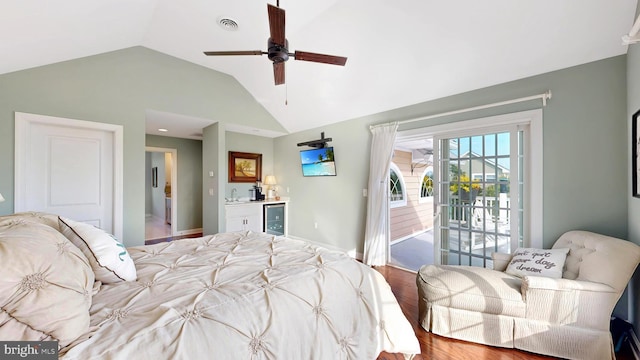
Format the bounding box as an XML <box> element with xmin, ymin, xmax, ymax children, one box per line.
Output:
<box><xmin>0</xmin><ymin>212</ymin><xmax>420</xmax><ymax>359</ymax></box>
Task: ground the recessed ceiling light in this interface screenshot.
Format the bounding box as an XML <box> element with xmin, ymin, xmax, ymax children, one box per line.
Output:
<box><xmin>158</xmin><ymin>128</ymin><xmax>168</xmax><ymax>132</ymax></box>
<box><xmin>218</xmin><ymin>17</ymin><xmax>239</xmax><ymax>31</ymax></box>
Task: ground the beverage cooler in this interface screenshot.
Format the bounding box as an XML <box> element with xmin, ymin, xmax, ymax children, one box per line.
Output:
<box><xmin>263</xmin><ymin>203</ymin><xmax>285</xmax><ymax>236</ymax></box>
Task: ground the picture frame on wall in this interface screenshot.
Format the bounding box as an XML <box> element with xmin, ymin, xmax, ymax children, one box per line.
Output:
<box><xmin>228</xmin><ymin>151</ymin><xmax>262</xmax><ymax>183</ymax></box>
<box><xmin>152</xmin><ymin>167</ymin><xmax>158</xmax><ymax>188</ymax></box>
<box><xmin>633</xmin><ymin>109</ymin><xmax>640</xmax><ymax>198</ymax></box>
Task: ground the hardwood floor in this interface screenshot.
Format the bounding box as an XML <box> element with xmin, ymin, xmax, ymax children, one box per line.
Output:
<box><xmin>144</xmin><ymin>232</ymin><xmax>203</xmax><ymax>245</ymax></box>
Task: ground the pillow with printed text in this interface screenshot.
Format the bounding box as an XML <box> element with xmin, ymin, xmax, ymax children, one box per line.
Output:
<box><xmin>505</xmin><ymin>247</ymin><xmax>570</xmax><ymax>278</ymax></box>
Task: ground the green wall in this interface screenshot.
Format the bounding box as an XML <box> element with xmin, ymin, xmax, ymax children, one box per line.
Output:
<box><xmin>0</xmin><ymin>46</ymin><xmax>284</xmax><ymax>246</ymax></box>
<box><xmin>146</xmin><ymin>134</ymin><xmax>203</xmax><ymax>232</ymax></box>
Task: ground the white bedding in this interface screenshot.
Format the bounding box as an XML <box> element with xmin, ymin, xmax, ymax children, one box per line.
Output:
<box><xmin>61</xmin><ymin>231</ymin><xmax>420</xmax><ymax>359</ymax></box>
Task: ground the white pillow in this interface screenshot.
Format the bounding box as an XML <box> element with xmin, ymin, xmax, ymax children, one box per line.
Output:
<box><xmin>59</xmin><ymin>217</ymin><xmax>137</xmax><ymax>283</ymax></box>
<box><xmin>0</xmin><ymin>220</ymin><xmax>94</xmax><ymax>348</ymax></box>
<box><xmin>505</xmin><ymin>247</ymin><xmax>570</xmax><ymax>279</ymax></box>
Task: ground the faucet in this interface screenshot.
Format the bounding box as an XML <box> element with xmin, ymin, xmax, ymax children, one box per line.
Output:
<box><xmin>231</xmin><ymin>188</ymin><xmax>237</xmax><ymax>201</ymax></box>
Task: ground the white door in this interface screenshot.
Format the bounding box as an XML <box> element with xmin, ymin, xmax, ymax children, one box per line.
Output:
<box><xmin>15</xmin><ymin>112</ymin><xmax>123</xmax><ymax>239</ymax></box>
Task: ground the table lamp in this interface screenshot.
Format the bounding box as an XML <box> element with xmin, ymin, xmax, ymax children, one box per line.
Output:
<box><xmin>263</xmin><ymin>175</ymin><xmax>277</xmax><ymax>199</ymax></box>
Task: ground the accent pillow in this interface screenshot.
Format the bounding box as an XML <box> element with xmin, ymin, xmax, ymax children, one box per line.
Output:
<box><xmin>59</xmin><ymin>217</ymin><xmax>137</xmax><ymax>283</ymax></box>
<box><xmin>0</xmin><ymin>220</ymin><xmax>94</xmax><ymax>348</ymax></box>
<box><xmin>505</xmin><ymin>247</ymin><xmax>570</xmax><ymax>279</ymax></box>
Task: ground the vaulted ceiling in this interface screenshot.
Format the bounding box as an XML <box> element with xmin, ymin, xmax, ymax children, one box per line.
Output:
<box><xmin>2</xmin><ymin>0</ymin><xmax>637</xmax><ymax>135</ymax></box>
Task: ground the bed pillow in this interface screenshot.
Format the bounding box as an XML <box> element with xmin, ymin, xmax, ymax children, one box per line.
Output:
<box><xmin>59</xmin><ymin>217</ymin><xmax>137</xmax><ymax>283</ymax></box>
<box><xmin>0</xmin><ymin>220</ymin><xmax>94</xmax><ymax>348</ymax></box>
<box><xmin>0</xmin><ymin>211</ymin><xmax>62</xmax><ymax>231</ymax></box>
<box><xmin>505</xmin><ymin>247</ymin><xmax>570</xmax><ymax>279</ymax></box>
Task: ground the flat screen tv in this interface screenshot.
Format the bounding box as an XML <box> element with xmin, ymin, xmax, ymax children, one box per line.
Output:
<box><xmin>300</xmin><ymin>147</ymin><xmax>337</xmax><ymax>177</ymax></box>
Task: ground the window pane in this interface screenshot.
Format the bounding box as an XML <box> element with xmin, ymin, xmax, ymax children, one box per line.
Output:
<box><xmin>390</xmin><ymin>169</ymin><xmax>403</xmax><ymax>201</ymax></box>
<box><xmin>484</xmin><ymin>134</ymin><xmax>496</xmax><ymax>157</ymax></box>
<box><xmin>471</xmin><ymin>135</ymin><xmax>483</xmax><ymax>158</ymax></box>
<box><xmin>497</xmin><ymin>132</ymin><xmax>510</xmax><ymax>156</ymax></box>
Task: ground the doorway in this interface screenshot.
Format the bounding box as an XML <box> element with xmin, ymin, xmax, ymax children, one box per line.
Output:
<box><xmin>388</xmin><ymin>139</ymin><xmax>435</xmax><ymax>272</ymax></box>
<box><xmin>391</xmin><ymin>109</ymin><xmax>543</xmax><ymax>270</ymax></box>
<box><xmin>145</xmin><ymin>147</ymin><xmax>177</xmax><ymax>241</ymax></box>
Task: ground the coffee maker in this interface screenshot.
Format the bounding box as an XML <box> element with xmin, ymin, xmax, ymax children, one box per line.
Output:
<box><xmin>249</xmin><ymin>180</ymin><xmax>265</xmax><ymax>201</ymax></box>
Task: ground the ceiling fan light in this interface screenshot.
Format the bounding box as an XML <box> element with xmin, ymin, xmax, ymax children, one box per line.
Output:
<box><xmin>218</xmin><ymin>18</ymin><xmax>239</xmax><ymax>31</ymax></box>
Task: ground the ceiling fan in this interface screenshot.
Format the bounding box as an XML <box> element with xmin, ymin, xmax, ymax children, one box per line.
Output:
<box><xmin>204</xmin><ymin>0</ymin><xmax>347</xmax><ymax>86</ymax></box>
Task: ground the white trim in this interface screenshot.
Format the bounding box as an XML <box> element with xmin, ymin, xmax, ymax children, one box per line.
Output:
<box><xmin>15</xmin><ymin>112</ymin><xmax>124</xmax><ymax>240</ymax></box>
<box><xmin>287</xmin><ymin>234</ymin><xmax>362</xmax><ymax>260</ymax></box>
<box><xmin>397</xmin><ymin>109</ymin><xmax>542</xmax><ymax>141</ymax></box>
<box><xmin>146</xmin><ymin>146</ymin><xmax>178</xmax><ymax>237</ymax></box>
<box><xmin>371</xmin><ymin>91</ymin><xmax>550</xmax><ymax>130</ymax></box>
<box><xmin>176</xmin><ymin>228</ymin><xmax>203</xmax><ymax>236</ymax></box>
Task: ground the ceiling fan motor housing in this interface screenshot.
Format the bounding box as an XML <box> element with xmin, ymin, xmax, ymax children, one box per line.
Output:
<box><xmin>267</xmin><ymin>38</ymin><xmax>289</xmax><ymax>63</ymax></box>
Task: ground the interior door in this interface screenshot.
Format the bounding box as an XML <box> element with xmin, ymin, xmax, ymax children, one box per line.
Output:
<box><xmin>15</xmin><ymin>112</ymin><xmax>123</xmax><ymax>238</ymax></box>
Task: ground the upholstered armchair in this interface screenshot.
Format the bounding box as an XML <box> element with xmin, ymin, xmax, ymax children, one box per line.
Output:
<box><xmin>416</xmin><ymin>230</ymin><xmax>640</xmax><ymax>360</ymax></box>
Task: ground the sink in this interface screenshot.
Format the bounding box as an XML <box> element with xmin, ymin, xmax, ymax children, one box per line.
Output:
<box><xmin>225</xmin><ymin>199</ymin><xmax>249</xmax><ymax>204</ymax></box>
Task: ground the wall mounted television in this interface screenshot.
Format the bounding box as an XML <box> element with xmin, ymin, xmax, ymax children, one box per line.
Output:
<box><xmin>300</xmin><ymin>147</ymin><xmax>337</xmax><ymax>177</ymax></box>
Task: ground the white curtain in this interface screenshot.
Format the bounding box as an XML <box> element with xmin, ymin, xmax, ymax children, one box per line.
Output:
<box><xmin>363</xmin><ymin>122</ymin><xmax>398</xmax><ymax>266</ymax></box>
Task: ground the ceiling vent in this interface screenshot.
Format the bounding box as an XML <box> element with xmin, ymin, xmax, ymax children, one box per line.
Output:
<box><xmin>218</xmin><ymin>18</ymin><xmax>239</xmax><ymax>31</ymax></box>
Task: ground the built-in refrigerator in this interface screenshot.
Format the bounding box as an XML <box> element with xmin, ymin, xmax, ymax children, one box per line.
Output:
<box><xmin>263</xmin><ymin>203</ymin><xmax>285</xmax><ymax>236</ymax></box>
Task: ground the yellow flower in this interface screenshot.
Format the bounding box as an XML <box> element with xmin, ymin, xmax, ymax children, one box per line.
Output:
<box><xmin>450</xmin><ymin>175</ymin><xmax>481</xmax><ymax>193</ymax></box>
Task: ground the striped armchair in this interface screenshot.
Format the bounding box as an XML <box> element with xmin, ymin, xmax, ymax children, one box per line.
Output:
<box><xmin>416</xmin><ymin>231</ymin><xmax>640</xmax><ymax>360</ymax></box>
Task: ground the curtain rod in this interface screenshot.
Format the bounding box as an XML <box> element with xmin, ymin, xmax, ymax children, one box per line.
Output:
<box><xmin>370</xmin><ymin>90</ymin><xmax>552</xmax><ymax>130</ymax></box>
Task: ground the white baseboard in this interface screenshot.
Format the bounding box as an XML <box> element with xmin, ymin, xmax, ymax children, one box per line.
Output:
<box><xmin>286</xmin><ymin>235</ymin><xmax>363</xmax><ymax>261</ymax></box>
<box><xmin>176</xmin><ymin>228</ymin><xmax>203</xmax><ymax>236</ymax></box>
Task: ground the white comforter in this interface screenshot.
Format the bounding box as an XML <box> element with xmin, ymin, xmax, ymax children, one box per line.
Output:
<box><xmin>62</xmin><ymin>231</ymin><xmax>420</xmax><ymax>359</ymax></box>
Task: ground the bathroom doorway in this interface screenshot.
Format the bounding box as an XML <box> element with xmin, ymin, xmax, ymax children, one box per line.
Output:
<box><xmin>145</xmin><ymin>147</ymin><xmax>177</xmax><ymax>241</ymax></box>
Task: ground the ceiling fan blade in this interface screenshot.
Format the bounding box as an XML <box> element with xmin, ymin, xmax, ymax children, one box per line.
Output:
<box><xmin>203</xmin><ymin>50</ymin><xmax>265</xmax><ymax>56</ymax></box>
<box><xmin>267</xmin><ymin>4</ymin><xmax>286</xmax><ymax>46</ymax></box>
<box><xmin>294</xmin><ymin>51</ymin><xmax>347</xmax><ymax>66</ymax></box>
<box><xmin>273</xmin><ymin>62</ymin><xmax>285</xmax><ymax>85</ymax></box>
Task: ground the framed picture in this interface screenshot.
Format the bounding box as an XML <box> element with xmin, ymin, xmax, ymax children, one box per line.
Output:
<box><xmin>152</xmin><ymin>167</ymin><xmax>158</xmax><ymax>188</ymax></box>
<box><xmin>633</xmin><ymin>110</ymin><xmax>640</xmax><ymax>198</ymax></box>
<box><xmin>229</xmin><ymin>151</ymin><xmax>262</xmax><ymax>183</ymax></box>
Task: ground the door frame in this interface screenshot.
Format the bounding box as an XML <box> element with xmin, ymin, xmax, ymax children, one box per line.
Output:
<box><xmin>396</xmin><ymin>109</ymin><xmax>543</xmax><ymax>258</ymax></box>
<box><xmin>145</xmin><ymin>146</ymin><xmax>178</xmax><ymax>237</ymax></box>
<box><xmin>14</xmin><ymin>112</ymin><xmax>124</xmax><ymax>239</ymax></box>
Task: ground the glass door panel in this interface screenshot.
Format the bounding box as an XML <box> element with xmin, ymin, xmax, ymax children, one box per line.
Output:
<box><xmin>436</xmin><ymin>128</ymin><xmax>522</xmax><ymax>267</ymax></box>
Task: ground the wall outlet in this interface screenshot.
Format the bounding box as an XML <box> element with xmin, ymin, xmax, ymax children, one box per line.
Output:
<box><xmin>208</xmin><ymin>188</ymin><xmax>214</xmax><ymax>196</ymax></box>
<box><xmin>314</xmin><ymin>222</ymin><xmax>318</xmax><ymax>229</ymax></box>
<box><xmin>209</xmin><ymin>171</ymin><xmax>214</xmax><ymax>177</ymax></box>
<box><xmin>287</xmin><ymin>187</ymin><xmax>290</xmax><ymax>193</ymax></box>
